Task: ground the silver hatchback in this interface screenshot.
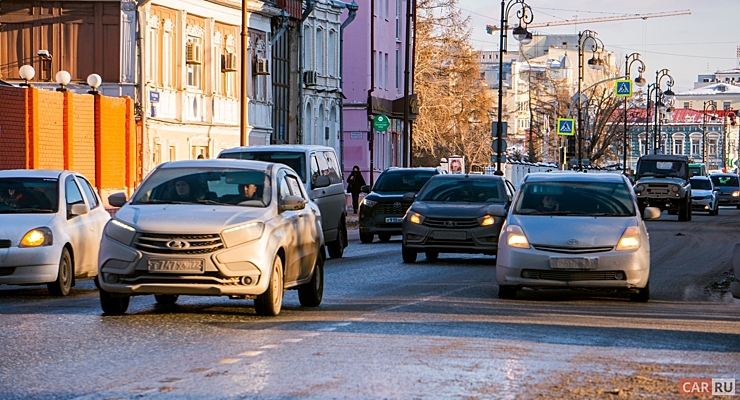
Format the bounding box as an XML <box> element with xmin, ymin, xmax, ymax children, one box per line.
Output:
<box><xmin>496</xmin><ymin>173</ymin><xmax>660</xmax><ymax>302</ymax></box>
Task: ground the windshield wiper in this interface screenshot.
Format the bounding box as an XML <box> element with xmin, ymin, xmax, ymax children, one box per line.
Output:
<box><xmin>133</xmin><ymin>199</ymin><xmax>191</xmax><ymax>205</ymax></box>
<box><xmin>195</xmin><ymin>199</ymin><xmax>231</xmax><ymax>206</ymax></box>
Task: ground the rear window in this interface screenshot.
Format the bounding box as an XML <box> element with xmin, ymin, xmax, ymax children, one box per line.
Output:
<box><xmin>220</xmin><ymin>151</ymin><xmax>306</xmax><ymax>183</ymax></box>
<box><xmin>690</xmin><ymin>178</ymin><xmax>712</xmax><ymax>190</ymax></box>
<box><xmin>514</xmin><ymin>180</ymin><xmax>635</xmax><ymax>216</ymax></box>
<box><xmin>373</xmin><ymin>170</ymin><xmax>437</xmax><ymax>193</ymax></box>
<box><xmin>417</xmin><ymin>178</ymin><xmax>504</xmax><ymax>203</ymax></box>
<box><xmin>711</xmin><ymin>175</ymin><xmax>739</xmax><ymax>187</ymax></box>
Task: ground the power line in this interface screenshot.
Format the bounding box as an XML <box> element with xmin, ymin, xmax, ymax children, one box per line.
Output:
<box><xmin>609</xmin><ymin>45</ymin><xmax>737</xmax><ymax>60</ymax></box>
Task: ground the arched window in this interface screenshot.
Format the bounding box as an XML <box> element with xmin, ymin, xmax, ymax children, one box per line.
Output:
<box><xmin>316</xmin><ymin>28</ymin><xmax>324</xmax><ymax>75</ymax></box>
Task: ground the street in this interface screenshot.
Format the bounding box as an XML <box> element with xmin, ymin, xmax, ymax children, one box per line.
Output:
<box><xmin>1</xmin><ymin>209</ymin><xmax>739</xmax><ymax>399</ymax></box>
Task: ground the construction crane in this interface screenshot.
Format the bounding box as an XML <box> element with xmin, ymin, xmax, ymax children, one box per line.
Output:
<box><xmin>486</xmin><ymin>9</ymin><xmax>691</xmax><ymax>34</ymax></box>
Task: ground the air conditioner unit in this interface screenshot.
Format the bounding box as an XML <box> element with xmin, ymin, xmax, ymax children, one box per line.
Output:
<box><xmin>222</xmin><ymin>53</ymin><xmax>237</xmax><ymax>72</ymax></box>
<box><xmin>186</xmin><ymin>42</ymin><xmax>202</xmax><ymax>64</ymax></box>
<box><xmin>304</xmin><ymin>70</ymin><xmax>317</xmax><ymax>86</ymax></box>
<box><xmin>254</xmin><ymin>57</ymin><xmax>269</xmax><ymax>75</ymax></box>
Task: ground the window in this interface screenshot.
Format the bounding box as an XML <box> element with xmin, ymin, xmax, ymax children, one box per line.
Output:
<box><xmin>279</xmin><ymin>175</ymin><xmax>291</xmax><ymax>201</ymax></box>
<box><xmin>304</xmin><ymin>27</ymin><xmax>313</xmax><ymax>70</ymax></box>
<box><xmin>691</xmin><ymin>138</ymin><xmax>701</xmax><ymax>155</ymax></box>
<box><xmin>316</xmin><ymin>28</ymin><xmax>324</xmax><ymax>74</ymax></box>
<box><xmin>395</xmin><ymin>48</ymin><xmax>400</xmax><ymax>89</ymax></box>
<box><xmin>310</xmin><ymin>154</ymin><xmax>321</xmax><ymax>186</ymax></box>
<box><xmin>215</xmin><ymin>46</ymin><xmax>223</xmax><ymax>95</ymax></box>
<box><xmin>724</xmin><ymin>101</ymin><xmax>732</xmax><ymax>110</ymax></box>
<box><xmin>708</xmin><ymin>139</ymin><xmax>718</xmax><ymax>155</ymax></box>
<box><xmin>192</xmin><ymin>146</ymin><xmax>209</xmax><ymax>159</ymax></box>
<box><xmin>148</xmin><ymin>28</ymin><xmax>159</xmax><ymax>84</ymax></box>
<box><xmin>77</xmin><ymin>177</ymin><xmax>100</xmax><ymax>209</ymax></box>
<box><xmin>154</xmin><ymin>143</ymin><xmax>162</xmax><ymax>165</ymax></box>
<box><xmin>639</xmin><ymin>138</ymin><xmax>647</xmax><ymax>155</ymax></box>
<box><xmin>384</xmin><ymin>53</ymin><xmax>389</xmax><ymax>89</ymax></box>
<box><xmin>683</xmin><ymin>102</ymin><xmax>690</xmax><ymax>109</ymax></box>
<box><xmin>162</xmin><ymin>31</ymin><xmax>172</xmax><ymax>87</ymax></box>
<box><xmin>169</xmin><ymin>145</ymin><xmax>176</xmax><ymax>161</ymax></box>
<box><xmin>321</xmin><ymin>151</ymin><xmax>342</xmax><ymax>184</ymax></box>
<box><xmin>673</xmin><ymin>138</ymin><xmax>684</xmax><ymax>155</ymax></box>
<box><xmin>65</xmin><ymin>177</ymin><xmax>84</xmax><ymax>218</ymax></box>
<box><xmin>328</xmin><ymin>31</ymin><xmax>336</xmax><ymax>77</ymax></box>
<box><xmin>396</xmin><ymin>0</ymin><xmax>401</xmax><ymax>40</ymax></box>
<box><xmin>286</xmin><ymin>175</ymin><xmax>305</xmax><ymax>199</ymax></box>
<box><xmin>186</xmin><ymin>37</ymin><xmax>202</xmax><ymax>88</ymax></box>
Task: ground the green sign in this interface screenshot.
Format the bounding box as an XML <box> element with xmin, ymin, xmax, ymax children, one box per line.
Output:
<box><xmin>556</xmin><ymin>118</ymin><xmax>575</xmax><ymax>136</ymax></box>
<box><xmin>373</xmin><ymin>114</ymin><xmax>390</xmax><ymax>132</ymax></box>
<box><xmin>615</xmin><ymin>80</ymin><xmax>632</xmax><ymax>97</ymax></box>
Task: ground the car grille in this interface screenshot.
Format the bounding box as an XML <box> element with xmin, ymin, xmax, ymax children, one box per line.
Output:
<box><xmin>642</xmin><ymin>184</ymin><xmax>670</xmax><ymax>195</ymax></box>
<box><xmin>374</xmin><ymin>203</ymin><xmax>411</xmax><ymax>216</ymax></box>
<box><xmin>423</xmin><ymin>217</ymin><xmax>479</xmax><ymax>229</ymax></box>
<box><xmin>135</xmin><ymin>233</ymin><xmax>224</xmax><ymax>254</ymax></box>
<box><xmin>532</xmin><ymin>244</ymin><xmax>613</xmax><ymax>254</ymax></box>
<box><xmin>120</xmin><ymin>272</ymin><xmax>240</xmax><ymax>285</ymax></box>
<box><xmin>0</xmin><ymin>240</ymin><xmax>11</xmax><ymax>248</ymax></box>
<box><xmin>524</xmin><ymin>270</ymin><xmax>623</xmax><ymax>281</ymax></box>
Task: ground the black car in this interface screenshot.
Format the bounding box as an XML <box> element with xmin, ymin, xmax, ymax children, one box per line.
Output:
<box><xmin>359</xmin><ymin>167</ymin><xmax>445</xmax><ymax>243</ymax></box>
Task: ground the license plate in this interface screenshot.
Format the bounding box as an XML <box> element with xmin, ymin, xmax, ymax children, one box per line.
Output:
<box><xmin>148</xmin><ymin>259</ymin><xmax>204</xmax><ymax>273</ymax></box>
<box><xmin>549</xmin><ymin>258</ymin><xmax>597</xmax><ymax>270</ymax></box>
<box><xmin>432</xmin><ymin>231</ymin><xmax>467</xmax><ymax>240</ymax></box>
<box><xmin>385</xmin><ymin>217</ymin><xmax>403</xmax><ymax>223</ymax></box>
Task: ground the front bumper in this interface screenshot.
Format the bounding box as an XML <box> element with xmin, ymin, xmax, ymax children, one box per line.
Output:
<box><xmin>0</xmin><ymin>244</ymin><xmax>63</xmax><ymax>285</ymax></box>
<box><xmin>716</xmin><ymin>193</ymin><xmax>740</xmax><ymax>206</ymax></box>
<box><xmin>403</xmin><ymin>221</ymin><xmax>501</xmax><ymax>255</ymax></box>
<box><xmin>691</xmin><ymin>197</ymin><xmax>714</xmax><ymax>210</ymax></box>
<box><xmin>359</xmin><ymin>205</ymin><xmax>407</xmax><ymax>235</ymax></box>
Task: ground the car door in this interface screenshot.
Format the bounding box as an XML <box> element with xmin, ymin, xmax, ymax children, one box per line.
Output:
<box><xmin>62</xmin><ymin>176</ymin><xmax>92</xmax><ymax>275</ymax></box>
<box><xmin>286</xmin><ymin>172</ymin><xmax>319</xmax><ymax>280</ymax></box>
<box><xmin>277</xmin><ymin>171</ymin><xmax>303</xmax><ymax>284</ymax></box>
<box><xmin>75</xmin><ymin>175</ymin><xmax>110</xmax><ymax>275</ymax></box>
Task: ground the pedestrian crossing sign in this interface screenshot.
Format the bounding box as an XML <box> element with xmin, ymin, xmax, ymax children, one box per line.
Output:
<box><xmin>556</xmin><ymin>118</ymin><xmax>575</xmax><ymax>136</ymax></box>
<box><xmin>615</xmin><ymin>79</ymin><xmax>632</xmax><ymax>97</ymax></box>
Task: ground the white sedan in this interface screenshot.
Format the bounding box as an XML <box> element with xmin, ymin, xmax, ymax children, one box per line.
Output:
<box><xmin>0</xmin><ymin>170</ymin><xmax>110</xmax><ymax>295</ymax></box>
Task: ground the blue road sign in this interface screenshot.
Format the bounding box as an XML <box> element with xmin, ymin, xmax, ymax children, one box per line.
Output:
<box><xmin>615</xmin><ymin>80</ymin><xmax>632</xmax><ymax>97</ymax></box>
<box><xmin>557</xmin><ymin>118</ymin><xmax>575</xmax><ymax>136</ymax></box>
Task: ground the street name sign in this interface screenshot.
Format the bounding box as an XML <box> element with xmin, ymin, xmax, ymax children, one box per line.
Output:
<box><xmin>556</xmin><ymin>118</ymin><xmax>575</xmax><ymax>136</ymax></box>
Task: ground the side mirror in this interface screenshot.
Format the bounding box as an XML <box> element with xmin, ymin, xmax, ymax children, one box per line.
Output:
<box><xmin>70</xmin><ymin>203</ymin><xmax>90</xmax><ymax>216</ymax></box>
<box><xmin>280</xmin><ymin>195</ymin><xmax>306</xmax><ymax>212</ymax></box>
<box><xmin>361</xmin><ymin>185</ymin><xmax>371</xmax><ymax>194</ymax></box>
<box><xmin>487</xmin><ymin>204</ymin><xmax>507</xmax><ymax>217</ymax></box>
<box><xmin>108</xmin><ymin>192</ymin><xmax>128</xmax><ymax>207</ymax></box>
<box><xmin>314</xmin><ymin>175</ymin><xmax>331</xmax><ymax>189</ymax></box>
<box><xmin>642</xmin><ymin>206</ymin><xmax>661</xmax><ymax>220</ymax></box>
<box><xmin>402</xmin><ymin>192</ymin><xmax>416</xmax><ymax>202</ymax></box>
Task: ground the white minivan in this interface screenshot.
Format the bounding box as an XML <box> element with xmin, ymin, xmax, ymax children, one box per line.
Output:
<box><xmin>218</xmin><ymin>145</ymin><xmax>348</xmax><ymax>258</ymax></box>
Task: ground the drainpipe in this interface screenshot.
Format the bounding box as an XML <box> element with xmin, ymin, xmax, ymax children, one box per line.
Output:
<box><xmin>332</xmin><ymin>0</ymin><xmax>358</xmax><ymax>175</ymax></box>
<box><xmin>297</xmin><ymin>0</ymin><xmax>316</xmax><ymax>144</ymax></box>
<box><xmin>368</xmin><ymin>0</ymin><xmax>375</xmax><ymax>184</ymax></box>
<box><xmin>135</xmin><ymin>0</ymin><xmax>154</xmax><ymax>171</ymax></box>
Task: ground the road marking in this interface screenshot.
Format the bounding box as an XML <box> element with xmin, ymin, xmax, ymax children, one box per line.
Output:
<box><xmin>239</xmin><ymin>351</ymin><xmax>263</xmax><ymax>357</ymax></box>
<box><xmin>282</xmin><ymin>338</ymin><xmax>303</xmax><ymax>343</ymax></box>
<box><xmin>333</xmin><ymin>322</ymin><xmax>351</xmax><ymax>327</ymax></box>
<box><xmin>218</xmin><ymin>358</ymin><xmax>241</xmax><ymax>364</ymax></box>
<box><xmin>302</xmin><ymin>332</ymin><xmax>321</xmax><ymax>337</ymax></box>
<box><xmin>318</xmin><ymin>327</ymin><xmax>336</xmax><ymax>332</ymax></box>
<box><xmin>259</xmin><ymin>344</ymin><xmax>281</xmax><ymax>349</ymax></box>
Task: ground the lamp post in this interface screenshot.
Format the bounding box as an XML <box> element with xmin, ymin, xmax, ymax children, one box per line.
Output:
<box><xmin>576</xmin><ymin>30</ymin><xmax>605</xmax><ymax>170</ymax></box>
<box><xmin>623</xmin><ymin>53</ymin><xmax>646</xmax><ymax>174</ymax></box>
<box><xmin>655</xmin><ymin>90</ymin><xmax>674</xmax><ymax>154</ymax></box>
<box><xmin>494</xmin><ymin>0</ymin><xmax>533</xmax><ymax>174</ymax></box>
<box><xmin>702</xmin><ymin>100</ymin><xmax>718</xmax><ymax>164</ymax></box>
<box><xmin>652</xmin><ymin>69</ymin><xmax>674</xmax><ymax>154</ymax></box>
<box><xmin>18</xmin><ymin>65</ymin><xmax>35</xmax><ymax>87</ymax></box>
<box><xmin>723</xmin><ymin>104</ymin><xmax>731</xmax><ymax>171</ymax></box>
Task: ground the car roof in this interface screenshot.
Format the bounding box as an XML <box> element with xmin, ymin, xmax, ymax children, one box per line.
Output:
<box><xmin>219</xmin><ymin>145</ymin><xmax>335</xmax><ymax>153</ymax></box>
<box><xmin>522</xmin><ymin>172</ymin><xmax>627</xmax><ymax>183</ymax></box>
<box><xmin>638</xmin><ymin>155</ymin><xmax>689</xmax><ymax>162</ymax></box>
<box><xmin>690</xmin><ymin>176</ymin><xmax>710</xmax><ymax>180</ymax></box>
<box><xmin>429</xmin><ymin>174</ymin><xmax>504</xmax><ymax>181</ymax></box>
<box><xmin>0</xmin><ymin>169</ymin><xmax>65</xmax><ymax>179</ymax></box>
<box><xmin>158</xmin><ymin>159</ymin><xmax>278</xmax><ymax>171</ymax></box>
<box><xmin>709</xmin><ymin>173</ymin><xmax>738</xmax><ymax>177</ymax></box>
<box><xmin>382</xmin><ymin>167</ymin><xmax>443</xmax><ymax>173</ymax></box>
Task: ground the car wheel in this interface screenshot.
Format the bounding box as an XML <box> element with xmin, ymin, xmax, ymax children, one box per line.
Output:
<box><xmin>714</xmin><ymin>205</ymin><xmax>719</xmax><ymax>216</ymax></box>
<box><xmin>47</xmin><ymin>248</ymin><xmax>73</xmax><ymax>296</ymax></box>
<box><xmin>498</xmin><ymin>285</ymin><xmax>518</xmax><ymax>299</ymax></box>
<box><xmin>359</xmin><ymin>232</ymin><xmax>374</xmax><ymax>244</ymax></box>
<box><xmin>327</xmin><ymin>220</ymin><xmax>347</xmax><ymax>259</ymax></box>
<box><xmin>154</xmin><ymin>294</ymin><xmax>179</xmax><ymax>305</ymax></box>
<box><xmin>630</xmin><ymin>281</ymin><xmax>650</xmax><ymax>302</ymax></box>
<box><xmin>255</xmin><ymin>256</ymin><xmax>284</xmax><ymax>316</ymax></box>
<box><xmin>378</xmin><ymin>233</ymin><xmax>392</xmax><ymax>242</ymax></box>
<box><xmin>93</xmin><ymin>275</ymin><xmax>101</xmax><ymax>289</ymax></box>
<box><xmin>678</xmin><ymin>200</ymin><xmax>688</xmax><ymax>221</ymax></box>
<box><xmin>402</xmin><ymin>245</ymin><xmax>417</xmax><ymax>263</ymax></box>
<box><xmin>736</xmin><ymin>205</ymin><xmax>740</xmax><ymax>210</ymax></box>
<box><xmin>298</xmin><ymin>253</ymin><xmax>324</xmax><ymax>307</ymax></box>
<box><xmin>100</xmin><ymin>288</ymin><xmax>130</xmax><ymax>315</ymax></box>
<box><xmin>425</xmin><ymin>251</ymin><xmax>439</xmax><ymax>261</ymax></box>
<box><xmin>686</xmin><ymin>202</ymin><xmax>692</xmax><ymax>221</ymax></box>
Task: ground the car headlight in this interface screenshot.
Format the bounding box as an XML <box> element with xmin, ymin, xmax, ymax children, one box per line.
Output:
<box><xmin>616</xmin><ymin>226</ymin><xmax>641</xmax><ymax>251</ymax></box>
<box><xmin>361</xmin><ymin>198</ymin><xmax>377</xmax><ymax>207</ymax></box>
<box><xmin>671</xmin><ymin>186</ymin><xmax>679</xmax><ymax>193</ymax></box>
<box><xmin>505</xmin><ymin>225</ymin><xmax>530</xmax><ymax>249</ymax></box>
<box><xmin>479</xmin><ymin>215</ymin><xmax>495</xmax><ymax>226</ymax></box>
<box><xmin>733</xmin><ymin>191</ymin><xmax>740</xmax><ymax>197</ymax></box>
<box><xmin>20</xmin><ymin>227</ymin><xmax>53</xmax><ymax>247</ymax></box>
<box><xmin>105</xmin><ymin>219</ymin><xmax>137</xmax><ymax>246</ymax></box>
<box><xmin>221</xmin><ymin>222</ymin><xmax>264</xmax><ymax>247</ymax></box>
<box><xmin>634</xmin><ymin>184</ymin><xmax>645</xmax><ymax>193</ymax></box>
<box><xmin>407</xmin><ymin>212</ymin><xmax>424</xmax><ymax>224</ymax></box>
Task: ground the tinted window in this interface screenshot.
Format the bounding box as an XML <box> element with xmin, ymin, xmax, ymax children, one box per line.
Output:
<box><xmin>636</xmin><ymin>160</ymin><xmax>687</xmax><ymax>179</ymax></box>
<box><xmin>690</xmin><ymin>178</ymin><xmax>712</xmax><ymax>190</ymax></box>
<box><xmin>373</xmin><ymin>171</ymin><xmax>437</xmax><ymax>192</ymax></box>
<box><xmin>220</xmin><ymin>151</ymin><xmax>306</xmax><ymax>182</ymax></box>
<box><xmin>321</xmin><ymin>151</ymin><xmax>342</xmax><ymax>184</ymax></box>
<box><xmin>0</xmin><ymin>178</ymin><xmax>58</xmax><ymax>213</ymax></box>
<box><xmin>417</xmin><ymin>178</ymin><xmax>505</xmax><ymax>203</ymax></box>
<box><xmin>711</xmin><ymin>175</ymin><xmax>739</xmax><ymax>187</ymax></box>
<box><xmin>514</xmin><ymin>181</ymin><xmax>635</xmax><ymax>216</ymax></box>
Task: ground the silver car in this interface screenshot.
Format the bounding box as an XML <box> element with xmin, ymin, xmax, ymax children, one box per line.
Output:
<box><xmin>98</xmin><ymin>160</ymin><xmax>325</xmax><ymax>316</ymax></box>
<box><xmin>690</xmin><ymin>176</ymin><xmax>718</xmax><ymax>215</ymax></box>
<box><xmin>496</xmin><ymin>173</ymin><xmax>660</xmax><ymax>302</ymax></box>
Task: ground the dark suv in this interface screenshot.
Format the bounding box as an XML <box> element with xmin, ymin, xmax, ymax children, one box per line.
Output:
<box><xmin>359</xmin><ymin>167</ymin><xmax>445</xmax><ymax>243</ymax></box>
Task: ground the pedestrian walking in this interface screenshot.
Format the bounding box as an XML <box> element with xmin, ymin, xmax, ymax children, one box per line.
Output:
<box><xmin>346</xmin><ymin>165</ymin><xmax>366</xmax><ymax>214</ymax></box>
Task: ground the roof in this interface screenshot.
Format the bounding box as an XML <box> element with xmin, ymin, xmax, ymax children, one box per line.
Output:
<box><xmin>676</xmin><ymin>83</ymin><xmax>740</xmax><ymax>96</ymax></box>
<box><xmin>522</xmin><ymin>172</ymin><xmax>626</xmax><ymax>183</ymax></box>
<box><xmin>0</xmin><ymin>169</ymin><xmax>64</xmax><ymax>178</ymax></box>
<box><xmin>430</xmin><ymin>174</ymin><xmax>504</xmax><ymax>181</ymax></box>
<box><xmin>219</xmin><ymin>144</ymin><xmax>335</xmax><ymax>154</ymax></box>
<box><xmin>158</xmin><ymin>159</ymin><xmax>276</xmax><ymax>170</ymax></box>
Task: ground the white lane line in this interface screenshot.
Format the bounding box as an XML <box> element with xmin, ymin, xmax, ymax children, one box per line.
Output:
<box><xmin>317</xmin><ymin>327</ymin><xmax>336</xmax><ymax>332</ymax></box>
<box><xmin>302</xmin><ymin>332</ymin><xmax>321</xmax><ymax>337</ymax></box>
<box><xmin>239</xmin><ymin>351</ymin><xmax>263</xmax><ymax>357</ymax></box>
<box><xmin>282</xmin><ymin>338</ymin><xmax>303</xmax><ymax>343</ymax></box>
<box><xmin>218</xmin><ymin>358</ymin><xmax>241</xmax><ymax>364</ymax></box>
<box><xmin>259</xmin><ymin>344</ymin><xmax>281</xmax><ymax>349</ymax></box>
<box><xmin>333</xmin><ymin>322</ymin><xmax>351</xmax><ymax>327</ymax></box>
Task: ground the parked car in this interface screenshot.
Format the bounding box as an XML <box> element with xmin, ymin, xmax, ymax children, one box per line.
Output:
<box><xmin>690</xmin><ymin>176</ymin><xmax>719</xmax><ymax>215</ymax></box>
<box><xmin>218</xmin><ymin>145</ymin><xmax>347</xmax><ymax>259</ymax></box>
<box><xmin>496</xmin><ymin>172</ymin><xmax>660</xmax><ymax>302</ymax></box>
<box><xmin>401</xmin><ymin>174</ymin><xmax>514</xmax><ymax>263</ymax></box>
<box><xmin>98</xmin><ymin>159</ymin><xmax>325</xmax><ymax>316</ymax></box>
<box><xmin>709</xmin><ymin>173</ymin><xmax>740</xmax><ymax>209</ymax></box>
<box><xmin>359</xmin><ymin>167</ymin><xmax>445</xmax><ymax>243</ymax></box>
<box><xmin>0</xmin><ymin>170</ymin><xmax>110</xmax><ymax>295</ymax></box>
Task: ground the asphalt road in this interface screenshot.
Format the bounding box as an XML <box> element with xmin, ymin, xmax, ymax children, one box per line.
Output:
<box><xmin>0</xmin><ymin>208</ymin><xmax>738</xmax><ymax>399</ymax></box>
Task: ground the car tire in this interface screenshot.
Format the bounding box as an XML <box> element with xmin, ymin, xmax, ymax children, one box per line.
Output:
<box><xmin>498</xmin><ymin>285</ymin><xmax>518</xmax><ymax>299</ymax></box>
<box><xmin>630</xmin><ymin>281</ymin><xmax>650</xmax><ymax>302</ymax></box>
<box><xmin>359</xmin><ymin>232</ymin><xmax>374</xmax><ymax>244</ymax></box>
<box><xmin>402</xmin><ymin>245</ymin><xmax>417</xmax><ymax>263</ymax></box>
<box><xmin>687</xmin><ymin>202</ymin><xmax>692</xmax><ymax>221</ymax></box>
<box><xmin>154</xmin><ymin>294</ymin><xmax>179</xmax><ymax>305</ymax></box>
<box><xmin>327</xmin><ymin>219</ymin><xmax>347</xmax><ymax>259</ymax></box>
<box><xmin>298</xmin><ymin>253</ymin><xmax>324</xmax><ymax>307</ymax></box>
<box><xmin>100</xmin><ymin>288</ymin><xmax>130</xmax><ymax>315</ymax></box>
<box><xmin>736</xmin><ymin>205</ymin><xmax>740</xmax><ymax>210</ymax></box>
<box><xmin>255</xmin><ymin>256</ymin><xmax>284</xmax><ymax>316</ymax></box>
<box><xmin>378</xmin><ymin>233</ymin><xmax>392</xmax><ymax>242</ymax></box>
<box><xmin>93</xmin><ymin>275</ymin><xmax>101</xmax><ymax>289</ymax></box>
<box><xmin>47</xmin><ymin>248</ymin><xmax>73</xmax><ymax>296</ymax></box>
<box><xmin>678</xmin><ymin>200</ymin><xmax>688</xmax><ymax>221</ymax></box>
<box><xmin>425</xmin><ymin>251</ymin><xmax>439</xmax><ymax>261</ymax></box>
<box><xmin>714</xmin><ymin>205</ymin><xmax>719</xmax><ymax>216</ymax></box>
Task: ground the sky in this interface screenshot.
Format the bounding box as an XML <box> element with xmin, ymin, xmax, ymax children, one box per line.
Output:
<box><xmin>457</xmin><ymin>0</ymin><xmax>740</xmax><ymax>92</ymax></box>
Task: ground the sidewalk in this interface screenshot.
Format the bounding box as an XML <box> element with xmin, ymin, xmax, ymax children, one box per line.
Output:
<box><xmin>346</xmin><ymin>207</ymin><xmax>359</xmax><ymax>229</ymax></box>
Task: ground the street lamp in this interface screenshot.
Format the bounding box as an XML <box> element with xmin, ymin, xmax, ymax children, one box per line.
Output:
<box><xmin>18</xmin><ymin>65</ymin><xmax>35</xmax><ymax>87</ymax></box>
<box><xmin>577</xmin><ymin>30</ymin><xmax>606</xmax><ymax>170</ymax></box>
<box><xmin>623</xmin><ymin>53</ymin><xmax>646</xmax><ymax>174</ymax></box>
<box><xmin>702</xmin><ymin>100</ymin><xmax>718</xmax><ymax>164</ymax></box>
<box><xmin>653</xmin><ymin>69</ymin><xmax>674</xmax><ymax>154</ymax></box>
<box><xmin>494</xmin><ymin>0</ymin><xmax>533</xmax><ymax>174</ymax></box>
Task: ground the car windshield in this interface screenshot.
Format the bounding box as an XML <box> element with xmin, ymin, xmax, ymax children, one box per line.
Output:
<box><xmin>690</xmin><ymin>179</ymin><xmax>712</xmax><ymax>190</ymax></box>
<box><xmin>130</xmin><ymin>167</ymin><xmax>272</xmax><ymax>207</ymax></box>
<box><xmin>373</xmin><ymin>171</ymin><xmax>437</xmax><ymax>192</ymax></box>
<box><xmin>417</xmin><ymin>178</ymin><xmax>505</xmax><ymax>203</ymax></box>
<box><xmin>0</xmin><ymin>178</ymin><xmax>58</xmax><ymax>213</ymax></box>
<box><xmin>514</xmin><ymin>180</ymin><xmax>636</xmax><ymax>216</ymax></box>
<box><xmin>710</xmin><ymin>175</ymin><xmax>740</xmax><ymax>187</ymax></box>
<box><xmin>636</xmin><ymin>160</ymin><xmax>687</xmax><ymax>179</ymax></box>
<box><xmin>219</xmin><ymin>151</ymin><xmax>306</xmax><ymax>183</ymax></box>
